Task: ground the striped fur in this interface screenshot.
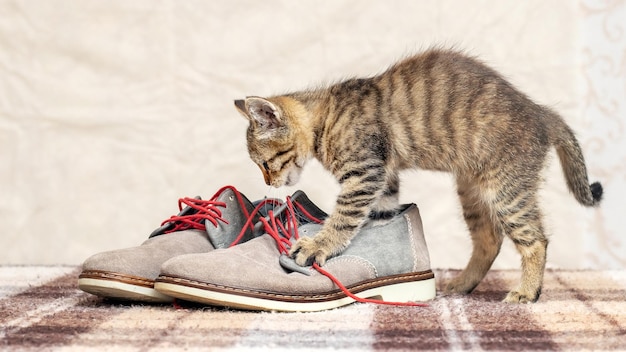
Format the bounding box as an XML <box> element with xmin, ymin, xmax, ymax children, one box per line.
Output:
<box><xmin>234</xmin><ymin>48</ymin><xmax>602</xmax><ymax>303</ymax></box>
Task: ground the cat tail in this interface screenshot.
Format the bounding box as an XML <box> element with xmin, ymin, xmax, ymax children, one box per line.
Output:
<box><xmin>548</xmin><ymin>112</ymin><xmax>603</xmax><ymax>207</ymax></box>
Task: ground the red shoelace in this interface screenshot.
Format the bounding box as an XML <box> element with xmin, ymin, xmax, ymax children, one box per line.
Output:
<box><xmin>260</xmin><ymin>195</ymin><xmax>428</xmax><ymax>308</ymax></box>
<box><xmin>161</xmin><ymin>185</ymin><xmax>282</xmax><ymax>247</ymax></box>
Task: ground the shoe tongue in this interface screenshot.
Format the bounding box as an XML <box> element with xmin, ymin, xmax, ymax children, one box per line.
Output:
<box><xmin>204</xmin><ymin>187</ymin><xmax>256</xmax><ymax>248</ymax></box>
<box><xmin>251</xmin><ymin>190</ymin><xmax>308</xmax><ymax>236</ymax></box>
<box><xmin>265</xmin><ymin>191</ymin><xmax>326</xmax><ymax>274</ymax></box>
<box><xmin>252</xmin><ymin>190</ymin><xmax>327</xmax><ymax>241</ymax></box>
<box><xmin>289</xmin><ymin>190</ymin><xmax>328</xmax><ymax>222</ymax></box>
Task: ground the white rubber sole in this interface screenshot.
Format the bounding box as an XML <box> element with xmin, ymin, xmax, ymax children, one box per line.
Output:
<box><xmin>78</xmin><ymin>277</ymin><xmax>173</xmax><ymax>303</ymax></box>
<box><xmin>154</xmin><ymin>277</ymin><xmax>435</xmax><ymax>312</ymax></box>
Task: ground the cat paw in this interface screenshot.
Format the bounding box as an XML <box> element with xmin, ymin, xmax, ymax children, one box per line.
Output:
<box><xmin>443</xmin><ymin>276</ymin><xmax>477</xmax><ymax>295</ymax></box>
<box><xmin>289</xmin><ymin>236</ymin><xmax>332</xmax><ymax>267</ymax></box>
<box><xmin>503</xmin><ymin>289</ymin><xmax>539</xmax><ymax>304</ymax></box>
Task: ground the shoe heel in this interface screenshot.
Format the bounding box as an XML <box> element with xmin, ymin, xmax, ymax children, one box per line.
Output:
<box><xmin>372</xmin><ymin>278</ymin><xmax>436</xmax><ymax>302</ymax></box>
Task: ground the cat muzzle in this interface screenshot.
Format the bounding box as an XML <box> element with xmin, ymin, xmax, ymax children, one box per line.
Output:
<box><xmin>256</xmin><ymin>164</ymin><xmax>271</xmax><ymax>185</ymax></box>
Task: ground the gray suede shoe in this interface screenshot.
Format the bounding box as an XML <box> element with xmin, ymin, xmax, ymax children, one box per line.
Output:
<box><xmin>155</xmin><ymin>192</ymin><xmax>435</xmax><ymax>311</ymax></box>
<box><xmin>78</xmin><ymin>186</ymin><xmax>274</xmax><ymax>302</ymax></box>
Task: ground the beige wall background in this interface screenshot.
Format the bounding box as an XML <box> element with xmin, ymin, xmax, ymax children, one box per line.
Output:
<box><xmin>0</xmin><ymin>0</ymin><xmax>624</xmax><ymax>269</ymax></box>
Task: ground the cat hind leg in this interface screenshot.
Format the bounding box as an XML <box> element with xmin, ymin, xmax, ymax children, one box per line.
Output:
<box><xmin>497</xmin><ymin>194</ymin><xmax>547</xmax><ymax>303</ymax></box>
<box><xmin>445</xmin><ymin>179</ymin><xmax>503</xmax><ymax>294</ymax></box>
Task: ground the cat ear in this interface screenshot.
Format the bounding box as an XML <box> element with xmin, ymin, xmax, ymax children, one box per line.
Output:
<box><xmin>236</xmin><ymin>97</ymin><xmax>282</xmax><ymax>130</ymax></box>
<box><xmin>234</xmin><ymin>99</ymin><xmax>247</xmax><ymax>116</ymax></box>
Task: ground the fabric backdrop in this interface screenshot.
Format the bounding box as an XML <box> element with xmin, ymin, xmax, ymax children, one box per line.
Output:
<box><xmin>0</xmin><ymin>0</ymin><xmax>624</xmax><ymax>269</ymax></box>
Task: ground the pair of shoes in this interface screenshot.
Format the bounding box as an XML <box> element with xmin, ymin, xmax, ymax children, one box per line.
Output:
<box><xmin>78</xmin><ymin>186</ymin><xmax>436</xmax><ymax>311</ymax></box>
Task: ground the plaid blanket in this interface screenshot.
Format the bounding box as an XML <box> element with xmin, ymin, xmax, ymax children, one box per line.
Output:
<box><xmin>1</xmin><ymin>266</ymin><xmax>625</xmax><ymax>351</ymax></box>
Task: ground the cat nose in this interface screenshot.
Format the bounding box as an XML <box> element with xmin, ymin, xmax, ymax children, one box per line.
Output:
<box><xmin>259</xmin><ymin>167</ymin><xmax>271</xmax><ymax>185</ymax></box>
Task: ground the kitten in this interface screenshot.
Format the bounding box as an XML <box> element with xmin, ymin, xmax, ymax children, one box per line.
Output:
<box><xmin>234</xmin><ymin>48</ymin><xmax>602</xmax><ymax>303</ymax></box>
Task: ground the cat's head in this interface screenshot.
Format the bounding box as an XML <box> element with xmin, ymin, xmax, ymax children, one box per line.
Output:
<box><xmin>234</xmin><ymin>96</ymin><xmax>311</xmax><ymax>188</ymax></box>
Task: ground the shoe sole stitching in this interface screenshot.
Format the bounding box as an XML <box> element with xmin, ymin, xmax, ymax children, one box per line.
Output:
<box><xmin>79</xmin><ymin>270</ymin><xmax>155</xmax><ymax>288</ymax></box>
<box><xmin>156</xmin><ymin>270</ymin><xmax>434</xmax><ymax>303</ymax></box>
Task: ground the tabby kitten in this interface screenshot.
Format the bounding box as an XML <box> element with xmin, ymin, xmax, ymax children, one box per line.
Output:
<box><xmin>234</xmin><ymin>48</ymin><xmax>602</xmax><ymax>303</ymax></box>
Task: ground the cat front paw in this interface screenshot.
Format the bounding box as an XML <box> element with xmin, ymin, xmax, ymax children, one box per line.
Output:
<box><xmin>289</xmin><ymin>236</ymin><xmax>333</xmax><ymax>267</ymax></box>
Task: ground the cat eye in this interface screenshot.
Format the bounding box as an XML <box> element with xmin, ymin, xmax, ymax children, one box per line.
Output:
<box><xmin>262</xmin><ymin>161</ymin><xmax>269</xmax><ymax>171</ymax></box>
